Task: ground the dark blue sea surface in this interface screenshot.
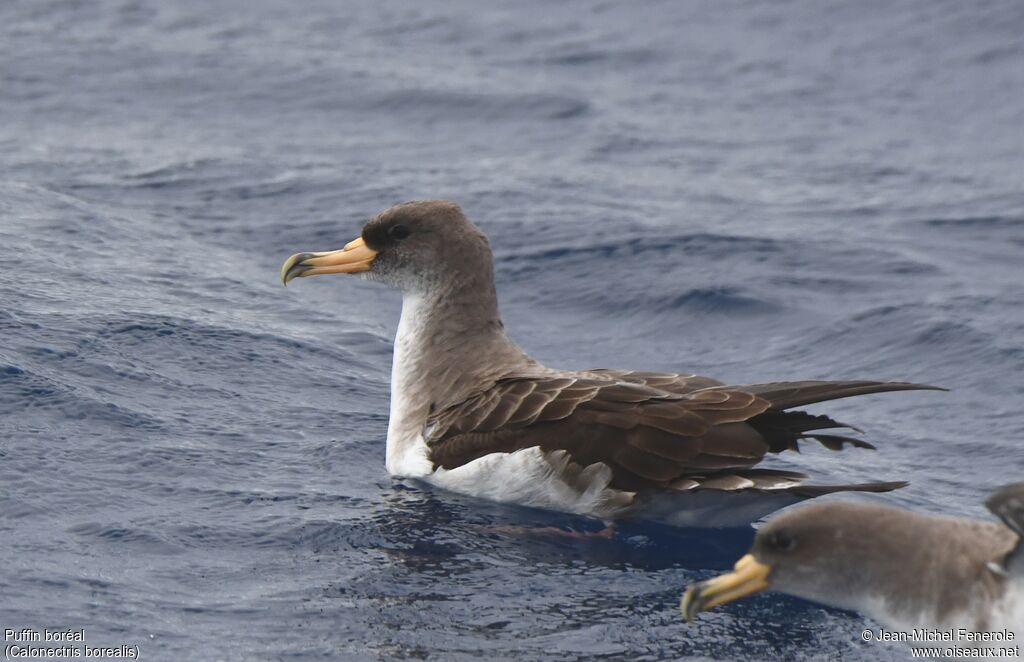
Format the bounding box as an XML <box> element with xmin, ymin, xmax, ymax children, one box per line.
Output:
<box><xmin>2</xmin><ymin>1</ymin><xmax>1023</xmax><ymax>659</ymax></box>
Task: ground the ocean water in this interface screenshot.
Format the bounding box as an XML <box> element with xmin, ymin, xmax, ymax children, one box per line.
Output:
<box><xmin>2</xmin><ymin>0</ymin><xmax>1023</xmax><ymax>659</ymax></box>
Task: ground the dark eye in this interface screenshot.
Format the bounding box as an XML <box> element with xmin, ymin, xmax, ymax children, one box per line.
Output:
<box><xmin>765</xmin><ymin>530</ymin><xmax>796</xmax><ymax>552</ymax></box>
<box><xmin>388</xmin><ymin>224</ymin><xmax>410</xmax><ymax>241</ymax></box>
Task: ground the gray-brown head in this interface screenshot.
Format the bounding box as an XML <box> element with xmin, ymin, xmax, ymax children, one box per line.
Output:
<box><xmin>281</xmin><ymin>200</ymin><xmax>495</xmax><ymax>297</ymax></box>
<box><xmin>680</xmin><ymin>499</ymin><xmax>1016</xmax><ymax>624</ymax></box>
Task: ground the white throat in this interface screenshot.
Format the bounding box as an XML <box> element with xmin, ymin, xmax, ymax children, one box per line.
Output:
<box><xmin>385</xmin><ymin>292</ymin><xmax>434</xmax><ymax>476</ymax></box>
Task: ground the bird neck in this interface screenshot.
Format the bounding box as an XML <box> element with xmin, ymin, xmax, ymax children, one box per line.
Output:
<box><xmin>384</xmin><ymin>284</ymin><xmax>535</xmax><ymax>475</ymax></box>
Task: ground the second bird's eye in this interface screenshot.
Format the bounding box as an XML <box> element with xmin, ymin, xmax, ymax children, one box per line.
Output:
<box><xmin>766</xmin><ymin>530</ymin><xmax>796</xmax><ymax>552</ymax></box>
<box><xmin>389</xmin><ymin>224</ymin><xmax>410</xmax><ymax>241</ymax></box>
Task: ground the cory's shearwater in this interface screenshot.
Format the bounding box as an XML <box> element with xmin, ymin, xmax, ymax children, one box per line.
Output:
<box><xmin>682</xmin><ymin>483</ymin><xmax>1023</xmax><ymax>634</ymax></box>
<box><xmin>281</xmin><ymin>200</ymin><xmax>940</xmax><ymax>527</ymax></box>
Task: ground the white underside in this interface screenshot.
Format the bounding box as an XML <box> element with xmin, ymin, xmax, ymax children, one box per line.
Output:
<box><xmin>389</xmin><ymin>441</ymin><xmax>627</xmax><ymax>517</ymax></box>
<box><xmin>433</xmin><ymin>448</ymin><xmax>633</xmax><ymax>517</ymax></box>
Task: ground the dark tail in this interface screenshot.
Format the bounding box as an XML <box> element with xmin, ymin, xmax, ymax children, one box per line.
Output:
<box><xmin>743</xmin><ymin>380</ymin><xmax>945</xmax><ymax>453</ymax></box>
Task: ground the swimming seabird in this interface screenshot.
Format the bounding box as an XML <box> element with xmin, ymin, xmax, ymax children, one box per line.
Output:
<box><xmin>682</xmin><ymin>483</ymin><xmax>1024</xmax><ymax>634</ymax></box>
<box><xmin>281</xmin><ymin>200</ymin><xmax>939</xmax><ymax>527</ymax></box>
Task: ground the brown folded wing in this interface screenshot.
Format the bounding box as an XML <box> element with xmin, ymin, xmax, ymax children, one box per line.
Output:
<box><xmin>425</xmin><ymin>371</ymin><xmax>937</xmax><ymax>492</ymax></box>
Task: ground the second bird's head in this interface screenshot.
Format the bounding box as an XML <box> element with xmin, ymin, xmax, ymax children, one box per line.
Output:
<box><xmin>281</xmin><ymin>199</ymin><xmax>493</xmax><ymax>295</ymax></box>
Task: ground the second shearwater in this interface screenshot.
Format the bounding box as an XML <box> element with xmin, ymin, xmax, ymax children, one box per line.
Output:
<box><xmin>682</xmin><ymin>483</ymin><xmax>1023</xmax><ymax>635</ymax></box>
